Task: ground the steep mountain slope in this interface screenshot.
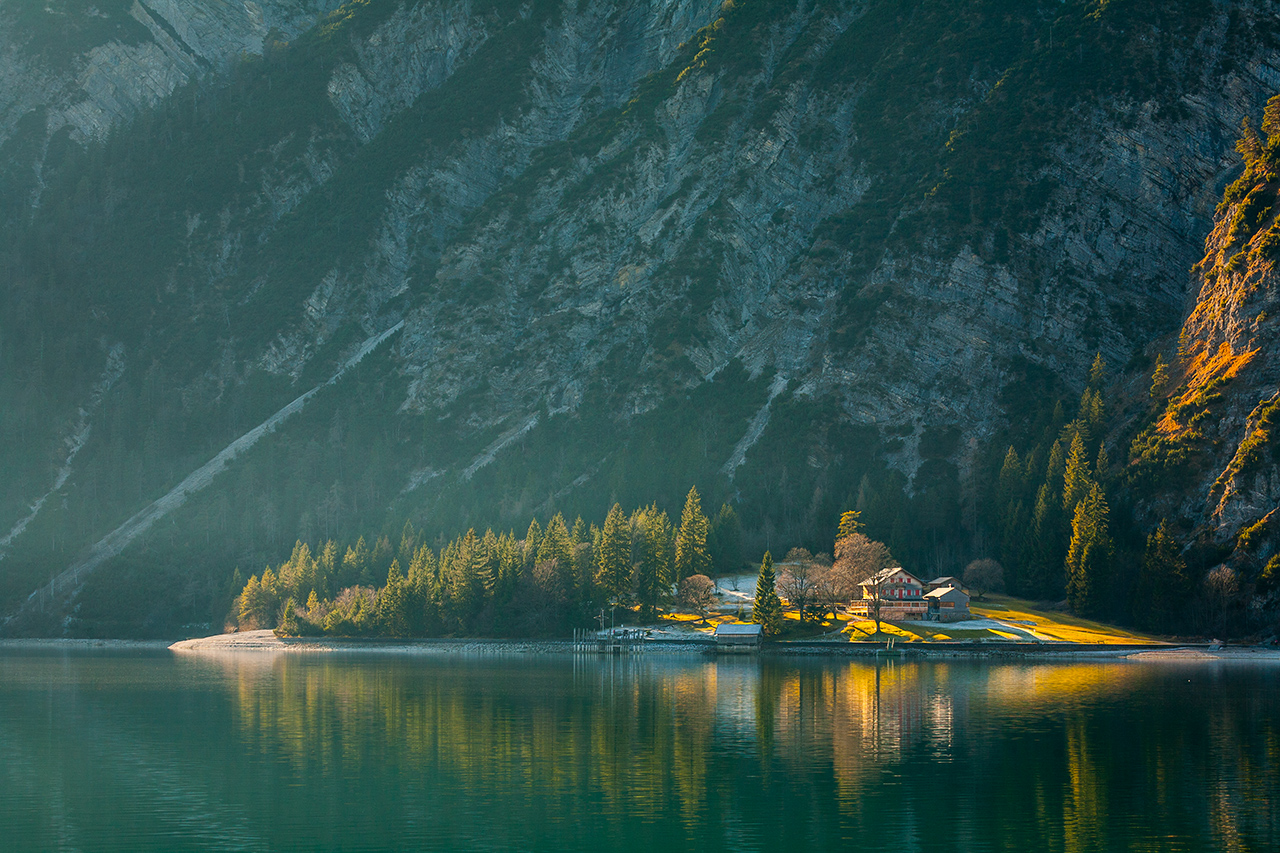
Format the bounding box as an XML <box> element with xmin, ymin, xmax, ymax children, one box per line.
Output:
<box><xmin>3</xmin><ymin>0</ymin><xmax>1280</xmax><ymax>635</ymax></box>
<box><xmin>1124</xmin><ymin>101</ymin><xmax>1280</xmax><ymax>621</ymax></box>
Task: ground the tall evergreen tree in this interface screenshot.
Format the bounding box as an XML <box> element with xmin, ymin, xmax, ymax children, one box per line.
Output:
<box><xmin>1026</xmin><ymin>483</ymin><xmax>1064</xmax><ymax>599</ymax></box>
<box><xmin>836</xmin><ymin>510</ymin><xmax>864</xmax><ymax>541</ymax></box>
<box><xmin>398</xmin><ymin>520</ymin><xmax>418</xmax><ymax>565</ymax></box>
<box><xmin>751</xmin><ymin>551</ymin><xmax>783</xmax><ymax>636</ymax></box>
<box><xmin>1088</xmin><ymin>352</ymin><xmax>1107</xmax><ymax>387</ymax></box>
<box><xmin>674</xmin><ymin>487</ymin><xmax>711</xmax><ymax>583</ymax></box>
<box><xmin>317</xmin><ymin>540</ymin><xmax>338</xmax><ymax>599</ymax></box>
<box><xmin>632</xmin><ymin>505</ymin><xmax>674</xmax><ymax>618</ymax></box>
<box><xmin>1062</xmin><ymin>431</ymin><xmax>1092</xmax><ymax>515</ymax></box>
<box><xmin>378</xmin><ymin>560</ymin><xmax>408</xmax><ymax>637</ymax></box>
<box><xmin>523</xmin><ymin>518</ymin><xmax>543</xmax><ymax>568</ymax></box>
<box><xmin>1065</xmin><ymin>483</ymin><xmax>1113</xmax><ymax>617</ymax></box>
<box><xmin>1150</xmin><ymin>354</ymin><xmax>1169</xmax><ymax>398</ymax></box>
<box><xmin>708</xmin><ymin>503</ymin><xmax>744</xmax><ymax>576</ymax></box>
<box><xmin>342</xmin><ymin>536</ymin><xmax>369</xmax><ymax>588</ymax></box>
<box><xmin>538</xmin><ymin>514</ymin><xmax>575</xmax><ymax>573</ymax></box>
<box><xmin>596</xmin><ymin>503</ymin><xmax>633</xmax><ymax>604</ymax></box>
<box><xmin>1133</xmin><ymin>520</ymin><xmax>1190</xmax><ymax>633</ymax></box>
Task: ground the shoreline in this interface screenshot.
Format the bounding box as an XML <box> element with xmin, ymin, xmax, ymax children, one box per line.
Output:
<box><xmin>159</xmin><ymin>631</ymin><xmax>1280</xmax><ymax>661</ymax></box>
<box><xmin>3</xmin><ymin>631</ymin><xmax>1276</xmax><ymax>662</ymax></box>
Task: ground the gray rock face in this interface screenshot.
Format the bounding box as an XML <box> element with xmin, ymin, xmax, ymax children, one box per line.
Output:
<box><xmin>0</xmin><ymin>0</ymin><xmax>342</xmax><ymax>148</ymax></box>
<box><xmin>7</xmin><ymin>0</ymin><xmax>1280</xmax><ymax>633</ymax></box>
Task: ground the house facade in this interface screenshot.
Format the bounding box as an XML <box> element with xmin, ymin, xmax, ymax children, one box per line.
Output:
<box><xmin>850</xmin><ymin>567</ymin><xmax>927</xmax><ymax>621</ymax></box>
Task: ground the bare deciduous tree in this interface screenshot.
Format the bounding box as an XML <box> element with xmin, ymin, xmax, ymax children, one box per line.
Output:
<box><xmin>963</xmin><ymin>558</ymin><xmax>1005</xmax><ymax>601</ymax></box>
<box><xmin>779</xmin><ymin>548</ymin><xmax>829</xmax><ymax>623</ymax></box>
<box><xmin>833</xmin><ymin>533</ymin><xmax>894</xmax><ymax>589</ymax></box>
<box><xmin>677</xmin><ymin>574</ymin><xmax>717</xmax><ymax>624</ymax></box>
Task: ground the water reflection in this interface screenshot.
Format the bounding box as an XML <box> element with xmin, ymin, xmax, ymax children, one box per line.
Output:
<box><xmin>1</xmin><ymin>650</ymin><xmax>1277</xmax><ymax>852</ymax></box>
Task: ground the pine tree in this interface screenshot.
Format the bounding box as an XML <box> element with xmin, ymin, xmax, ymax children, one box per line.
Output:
<box><xmin>674</xmin><ymin>486</ymin><xmax>711</xmax><ymax>584</ymax></box>
<box><xmin>538</xmin><ymin>514</ymin><xmax>575</xmax><ymax>581</ymax></box>
<box><xmin>836</xmin><ymin>510</ymin><xmax>864</xmax><ymax>541</ymax></box>
<box><xmin>1044</xmin><ymin>438</ymin><xmax>1066</xmax><ymax>491</ymax></box>
<box><xmin>1062</xmin><ymin>431</ymin><xmax>1092</xmax><ymax>515</ymax></box>
<box><xmin>1065</xmin><ymin>483</ymin><xmax>1113</xmax><ymax>617</ymax></box>
<box><xmin>238</xmin><ymin>575</ymin><xmax>263</xmax><ymax>628</ymax></box>
<box><xmin>398</xmin><ymin>520</ymin><xmax>418</xmax><ymax>565</ymax></box>
<box><xmin>378</xmin><ymin>560</ymin><xmax>408</xmax><ymax>637</ymax></box>
<box><xmin>708</xmin><ymin>503</ymin><xmax>744</xmax><ymax>576</ymax></box>
<box><xmin>1150</xmin><ymin>354</ymin><xmax>1169</xmax><ymax>398</ymax></box>
<box><xmin>1026</xmin><ymin>483</ymin><xmax>1063</xmax><ymax>599</ymax></box>
<box><xmin>1262</xmin><ymin>93</ymin><xmax>1280</xmax><ymax>145</ymax></box>
<box><xmin>523</xmin><ymin>518</ymin><xmax>543</xmax><ymax>568</ymax></box>
<box><xmin>1133</xmin><ymin>520</ymin><xmax>1190</xmax><ymax>632</ymax></box>
<box><xmin>1000</xmin><ymin>499</ymin><xmax>1028</xmax><ymax>593</ymax></box>
<box><xmin>997</xmin><ymin>447</ymin><xmax>1021</xmax><ymax>508</ymax></box>
<box><xmin>342</xmin><ymin>536</ymin><xmax>369</xmax><ymax>589</ymax></box>
<box><xmin>1088</xmin><ymin>352</ymin><xmax>1106</xmax><ymax>388</ymax></box>
<box><xmin>751</xmin><ymin>551</ymin><xmax>783</xmax><ymax>636</ymax></box>
<box><xmin>596</xmin><ymin>503</ymin><xmax>633</xmax><ymax>604</ymax></box>
<box><xmin>278</xmin><ymin>598</ymin><xmax>300</xmax><ymax>636</ymax></box>
<box><xmin>632</xmin><ymin>505</ymin><xmax>674</xmax><ymax>618</ymax></box>
<box><xmin>318</xmin><ymin>540</ymin><xmax>338</xmax><ymax>599</ymax></box>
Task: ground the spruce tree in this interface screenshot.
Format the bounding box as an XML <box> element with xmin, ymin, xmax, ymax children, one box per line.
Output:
<box><xmin>751</xmin><ymin>551</ymin><xmax>783</xmax><ymax>636</ymax></box>
<box><xmin>632</xmin><ymin>505</ymin><xmax>674</xmax><ymax>618</ymax></box>
<box><xmin>1088</xmin><ymin>352</ymin><xmax>1106</xmax><ymax>387</ymax></box>
<box><xmin>378</xmin><ymin>560</ymin><xmax>408</xmax><ymax>637</ymax></box>
<box><xmin>523</xmin><ymin>518</ymin><xmax>543</xmax><ymax>568</ymax></box>
<box><xmin>836</xmin><ymin>510</ymin><xmax>864</xmax><ymax>541</ymax></box>
<box><xmin>596</xmin><ymin>503</ymin><xmax>633</xmax><ymax>604</ymax></box>
<box><xmin>1150</xmin><ymin>354</ymin><xmax>1169</xmax><ymax>398</ymax></box>
<box><xmin>318</xmin><ymin>540</ymin><xmax>338</xmax><ymax>598</ymax></box>
<box><xmin>708</xmin><ymin>503</ymin><xmax>744</xmax><ymax>575</ymax></box>
<box><xmin>1065</xmin><ymin>483</ymin><xmax>1113</xmax><ymax>616</ymax></box>
<box><xmin>342</xmin><ymin>537</ymin><xmax>369</xmax><ymax>589</ymax></box>
<box><xmin>1061</xmin><ymin>431</ymin><xmax>1092</xmax><ymax>515</ymax></box>
<box><xmin>674</xmin><ymin>487</ymin><xmax>711</xmax><ymax>584</ymax></box>
<box><xmin>1133</xmin><ymin>520</ymin><xmax>1189</xmax><ymax>632</ymax></box>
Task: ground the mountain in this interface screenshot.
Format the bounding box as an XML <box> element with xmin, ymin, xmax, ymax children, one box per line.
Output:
<box><xmin>2</xmin><ymin>0</ymin><xmax>1279</xmax><ymax>636</ymax></box>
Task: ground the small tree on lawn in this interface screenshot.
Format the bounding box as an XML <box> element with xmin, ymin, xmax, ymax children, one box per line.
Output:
<box><xmin>677</xmin><ymin>574</ymin><xmax>717</xmax><ymax>625</ymax></box>
<box><xmin>778</xmin><ymin>548</ymin><xmax>823</xmax><ymax>623</ymax></box>
<box><xmin>752</xmin><ymin>552</ymin><xmax>783</xmax><ymax>635</ymax></box>
<box><xmin>963</xmin><ymin>558</ymin><xmax>1005</xmax><ymax>601</ymax></box>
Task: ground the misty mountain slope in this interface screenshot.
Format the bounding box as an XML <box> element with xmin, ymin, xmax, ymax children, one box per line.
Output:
<box><xmin>3</xmin><ymin>0</ymin><xmax>1280</xmax><ymax>635</ymax></box>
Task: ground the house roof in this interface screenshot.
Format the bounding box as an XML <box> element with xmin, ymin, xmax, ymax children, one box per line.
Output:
<box><xmin>928</xmin><ymin>576</ymin><xmax>961</xmax><ymax>587</ymax></box>
<box><xmin>862</xmin><ymin>566</ymin><xmax>921</xmax><ymax>585</ymax></box>
<box><xmin>925</xmin><ymin>586</ymin><xmax>969</xmax><ymax>600</ymax></box>
<box><xmin>715</xmin><ymin>623</ymin><xmax>763</xmax><ymax>636</ymax></box>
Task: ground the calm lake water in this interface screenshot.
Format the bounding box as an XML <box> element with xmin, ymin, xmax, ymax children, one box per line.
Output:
<box><xmin>0</xmin><ymin>648</ymin><xmax>1277</xmax><ymax>852</ymax></box>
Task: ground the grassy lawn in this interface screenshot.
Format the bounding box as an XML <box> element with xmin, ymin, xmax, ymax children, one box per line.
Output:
<box><xmin>970</xmin><ymin>595</ymin><xmax>1162</xmax><ymax>644</ymax></box>
<box><xmin>651</xmin><ymin>595</ymin><xmax>1162</xmax><ymax>645</ymax></box>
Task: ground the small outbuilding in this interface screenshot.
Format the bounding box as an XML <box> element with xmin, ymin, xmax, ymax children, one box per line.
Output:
<box><xmin>715</xmin><ymin>623</ymin><xmax>763</xmax><ymax>648</ymax></box>
<box><xmin>925</xmin><ymin>585</ymin><xmax>970</xmax><ymax>622</ymax></box>
<box><xmin>926</xmin><ymin>576</ymin><xmax>963</xmax><ymax>592</ymax></box>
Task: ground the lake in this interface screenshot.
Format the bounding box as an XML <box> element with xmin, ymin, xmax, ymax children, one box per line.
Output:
<box><xmin>0</xmin><ymin>647</ymin><xmax>1276</xmax><ymax>852</ymax></box>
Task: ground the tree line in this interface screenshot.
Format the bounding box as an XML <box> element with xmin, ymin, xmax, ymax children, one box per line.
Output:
<box><xmin>233</xmin><ymin>487</ymin><xmax>746</xmax><ymax>637</ymax></box>
<box><xmin>988</xmin><ymin>354</ymin><xmax>1204</xmax><ymax>632</ymax></box>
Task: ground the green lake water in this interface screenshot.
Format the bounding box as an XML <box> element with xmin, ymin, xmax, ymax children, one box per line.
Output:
<box><xmin>0</xmin><ymin>648</ymin><xmax>1277</xmax><ymax>852</ymax></box>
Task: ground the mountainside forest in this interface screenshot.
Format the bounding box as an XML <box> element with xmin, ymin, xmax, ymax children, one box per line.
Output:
<box><xmin>3</xmin><ymin>0</ymin><xmax>1280</xmax><ymax>637</ymax></box>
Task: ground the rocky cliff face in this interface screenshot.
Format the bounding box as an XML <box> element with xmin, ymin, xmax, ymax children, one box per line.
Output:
<box><xmin>5</xmin><ymin>0</ymin><xmax>1280</xmax><ymax>635</ymax></box>
<box><xmin>1126</xmin><ymin>110</ymin><xmax>1280</xmax><ymax>606</ymax></box>
<box><xmin>0</xmin><ymin>0</ymin><xmax>343</xmax><ymax>145</ymax></box>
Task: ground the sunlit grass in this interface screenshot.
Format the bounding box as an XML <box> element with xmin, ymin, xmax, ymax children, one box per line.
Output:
<box><xmin>972</xmin><ymin>595</ymin><xmax>1162</xmax><ymax>644</ymax></box>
